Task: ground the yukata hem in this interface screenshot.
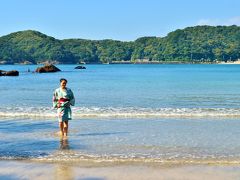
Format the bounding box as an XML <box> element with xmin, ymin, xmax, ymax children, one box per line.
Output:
<box><xmin>57</xmin><ymin>107</ymin><xmax>72</xmax><ymax>122</ymax></box>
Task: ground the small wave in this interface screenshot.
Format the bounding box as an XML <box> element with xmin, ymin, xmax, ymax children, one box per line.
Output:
<box><xmin>1</xmin><ymin>107</ymin><xmax>240</xmax><ymax>119</ymax></box>
<box><xmin>1</xmin><ymin>152</ymin><xmax>240</xmax><ymax>165</ymax></box>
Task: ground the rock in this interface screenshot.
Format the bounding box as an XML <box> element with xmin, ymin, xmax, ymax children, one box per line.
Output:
<box><xmin>35</xmin><ymin>64</ymin><xmax>61</xmax><ymax>73</ymax></box>
<box><xmin>5</xmin><ymin>70</ymin><xmax>19</xmax><ymax>76</ymax></box>
<box><xmin>75</xmin><ymin>66</ymin><xmax>86</xmax><ymax>69</ymax></box>
<box><xmin>0</xmin><ymin>70</ymin><xmax>4</xmax><ymax>76</ymax></box>
<box><xmin>0</xmin><ymin>70</ymin><xmax>19</xmax><ymax>76</ymax></box>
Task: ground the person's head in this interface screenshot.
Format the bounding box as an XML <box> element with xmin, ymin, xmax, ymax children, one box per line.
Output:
<box><xmin>60</xmin><ymin>78</ymin><xmax>67</xmax><ymax>89</ymax></box>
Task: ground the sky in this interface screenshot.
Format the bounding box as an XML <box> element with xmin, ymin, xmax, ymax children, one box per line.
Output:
<box><xmin>0</xmin><ymin>0</ymin><xmax>240</xmax><ymax>41</ymax></box>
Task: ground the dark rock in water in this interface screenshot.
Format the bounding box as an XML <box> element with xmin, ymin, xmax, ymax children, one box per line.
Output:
<box><xmin>75</xmin><ymin>66</ymin><xmax>86</xmax><ymax>69</ymax></box>
<box><xmin>0</xmin><ymin>70</ymin><xmax>4</xmax><ymax>76</ymax></box>
<box><xmin>0</xmin><ymin>70</ymin><xmax>19</xmax><ymax>76</ymax></box>
<box><xmin>35</xmin><ymin>64</ymin><xmax>61</xmax><ymax>73</ymax></box>
<box><xmin>5</xmin><ymin>70</ymin><xmax>19</xmax><ymax>76</ymax></box>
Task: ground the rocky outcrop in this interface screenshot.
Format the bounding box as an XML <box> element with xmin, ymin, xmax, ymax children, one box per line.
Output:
<box><xmin>35</xmin><ymin>64</ymin><xmax>61</xmax><ymax>73</ymax></box>
<box><xmin>0</xmin><ymin>70</ymin><xmax>19</xmax><ymax>76</ymax></box>
<box><xmin>5</xmin><ymin>70</ymin><xmax>19</xmax><ymax>76</ymax></box>
<box><xmin>75</xmin><ymin>66</ymin><xmax>86</xmax><ymax>69</ymax></box>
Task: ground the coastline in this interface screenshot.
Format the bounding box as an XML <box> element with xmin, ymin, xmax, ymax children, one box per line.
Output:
<box><xmin>1</xmin><ymin>117</ymin><xmax>240</xmax><ymax>179</ymax></box>
<box><xmin>2</xmin><ymin>59</ymin><xmax>240</xmax><ymax>65</ymax></box>
<box><xmin>1</xmin><ymin>61</ymin><xmax>218</xmax><ymax>65</ymax></box>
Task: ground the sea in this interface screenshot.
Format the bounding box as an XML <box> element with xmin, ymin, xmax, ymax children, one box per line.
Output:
<box><xmin>1</xmin><ymin>64</ymin><xmax>240</xmax><ymax>165</ymax></box>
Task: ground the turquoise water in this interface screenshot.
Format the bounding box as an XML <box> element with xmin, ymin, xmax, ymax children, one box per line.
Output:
<box><xmin>1</xmin><ymin>64</ymin><xmax>240</xmax><ymax>118</ymax></box>
<box><xmin>1</xmin><ymin>64</ymin><xmax>240</xmax><ymax>164</ymax></box>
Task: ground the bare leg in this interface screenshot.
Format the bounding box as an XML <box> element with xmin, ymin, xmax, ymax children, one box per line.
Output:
<box><xmin>59</xmin><ymin>122</ymin><xmax>64</xmax><ymax>137</ymax></box>
<box><xmin>63</xmin><ymin>121</ymin><xmax>69</xmax><ymax>137</ymax></box>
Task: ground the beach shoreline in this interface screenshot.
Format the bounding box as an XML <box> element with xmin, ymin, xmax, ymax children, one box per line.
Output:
<box><xmin>1</xmin><ymin>160</ymin><xmax>240</xmax><ymax>180</ymax></box>
<box><xmin>2</xmin><ymin>64</ymin><xmax>240</xmax><ymax>179</ymax></box>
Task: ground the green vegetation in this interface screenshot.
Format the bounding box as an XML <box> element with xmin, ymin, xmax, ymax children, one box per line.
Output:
<box><xmin>0</xmin><ymin>25</ymin><xmax>240</xmax><ymax>64</ymax></box>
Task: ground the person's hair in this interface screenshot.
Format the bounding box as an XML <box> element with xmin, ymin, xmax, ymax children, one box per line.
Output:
<box><xmin>60</xmin><ymin>78</ymin><xmax>68</xmax><ymax>83</ymax></box>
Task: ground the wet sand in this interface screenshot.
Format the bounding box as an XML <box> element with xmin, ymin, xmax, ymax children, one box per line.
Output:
<box><xmin>1</xmin><ymin>160</ymin><xmax>240</xmax><ymax>180</ymax></box>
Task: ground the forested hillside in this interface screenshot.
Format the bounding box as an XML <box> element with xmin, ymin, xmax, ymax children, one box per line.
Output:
<box><xmin>0</xmin><ymin>25</ymin><xmax>239</xmax><ymax>64</ymax></box>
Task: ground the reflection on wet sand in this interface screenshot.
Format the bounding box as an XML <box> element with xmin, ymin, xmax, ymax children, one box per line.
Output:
<box><xmin>54</xmin><ymin>139</ymin><xmax>73</xmax><ymax>180</ymax></box>
<box><xmin>54</xmin><ymin>164</ymin><xmax>73</xmax><ymax>180</ymax></box>
<box><xmin>59</xmin><ymin>139</ymin><xmax>70</xmax><ymax>150</ymax></box>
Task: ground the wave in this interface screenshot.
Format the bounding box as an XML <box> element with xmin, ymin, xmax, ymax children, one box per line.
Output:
<box><xmin>1</xmin><ymin>152</ymin><xmax>240</xmax><ymax>165</ymax></box>
<box><xmin>0</xmin><ymin>107</ymin><xmax>240</xmax><ymax>119</ymax></box>
<box><xmin>1</xmin><ymin>106</ymin><xmax>240</xmax><ymax>119</ymax></box>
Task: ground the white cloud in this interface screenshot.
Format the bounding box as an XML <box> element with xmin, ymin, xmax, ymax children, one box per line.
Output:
<box><xmin>197</xmin><ymin>16</ymin><xmax>240</xmax><ymax>26</ymax></box>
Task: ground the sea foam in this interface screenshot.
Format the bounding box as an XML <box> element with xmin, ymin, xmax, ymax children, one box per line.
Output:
<box><xmin>1</xmin><ymin>106</ymin><xmax>240</xmax><ymax>119</ymax></box>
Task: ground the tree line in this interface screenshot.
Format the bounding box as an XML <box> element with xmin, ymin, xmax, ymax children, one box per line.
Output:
<box><xmin>0</xmin><ymin>25</ymin><xmax>239</xmax><ymax>64</ymax></box>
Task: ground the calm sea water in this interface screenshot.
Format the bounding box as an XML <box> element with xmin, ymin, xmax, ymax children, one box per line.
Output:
<box><xmin>1</xmin><ymin>64</ymin><xmax>240</xmax><ymax>118</ymax></box>
<box><xmin>1</xmin><ymin>64</ymin><xmax>240</xmax><ymax>164</ymax></box>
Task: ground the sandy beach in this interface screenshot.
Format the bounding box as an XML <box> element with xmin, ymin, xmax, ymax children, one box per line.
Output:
<box><xmin>0</xmin><ymin>160</ymin><xmax>240</xmax><ymax>180</ymax></box>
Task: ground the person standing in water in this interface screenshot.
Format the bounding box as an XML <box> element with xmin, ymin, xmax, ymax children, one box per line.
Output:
<box><xmin>53</xmin><ymin>78</ymin><xmax>75</xmax><ymax>138</ymax></box>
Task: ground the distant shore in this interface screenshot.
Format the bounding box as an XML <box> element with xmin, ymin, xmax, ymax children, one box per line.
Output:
<box><xmin>0</xmin><ymin>61</ymin><xmax>225</xmax><ymax>65</ymax></box>
<box><xmin>109</xmin><ymin>60</ymin><xmax>216</xmax><ymax>64</ymax></box>
<box><xmin>2</xmin><ymin>60</ymin><xmax>240</xmax><ymax>65</ymax></box>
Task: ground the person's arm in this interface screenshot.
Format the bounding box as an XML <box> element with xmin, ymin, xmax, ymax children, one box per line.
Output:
<box><xmin>52</xmin><ymin>90</ymin><xmax>58</xmax><ymax>108</ymax></box>
<box><xmin>69</xmin><ymin>89</ymin><xmax>75</xmax><ymax>106</ymax></box>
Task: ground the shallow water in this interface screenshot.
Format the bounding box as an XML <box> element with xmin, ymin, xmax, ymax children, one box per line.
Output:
<box><xmin>1</xmin><ymin>64</ymin><xmax>240</xmax><ymax>164</ymax></box>
<box><xmin>0</xmin><ymin>118</ymin><xmax>240</xmax><ymax>164</ymax></box>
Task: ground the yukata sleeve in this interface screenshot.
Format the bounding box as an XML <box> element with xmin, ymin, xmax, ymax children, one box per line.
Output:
<box><xmin>69</xmin><ymin>89</ymin><xmax>75</xmax><ymax>106</ymax></box>
<box><xmin>52</xmin><ymin>90</ymin><xmax>58</xmax><ymax>108</ymax></box>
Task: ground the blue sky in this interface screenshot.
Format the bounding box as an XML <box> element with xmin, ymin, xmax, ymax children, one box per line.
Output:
<box><xmin>0</xmin><ymin>0</ymin><xmax>239</xmax><ymax>41</ymax></box>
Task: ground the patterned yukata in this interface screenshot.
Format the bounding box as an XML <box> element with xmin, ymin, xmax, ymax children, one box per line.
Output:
<box><xmin>53</xmin><ymin>87</ymin><xmax>75</xmax><ymax>122</ymax></box>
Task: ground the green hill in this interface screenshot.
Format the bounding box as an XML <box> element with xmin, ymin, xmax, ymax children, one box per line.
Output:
<box><xmin>0</xmin><ymin>25</ymin><xmax>240</xmax><ymax>64</ymax></box>
<box><xmin>0</xmin><ymin>30</ymin><xmax>74</xmax><ymax>64</ymax></box>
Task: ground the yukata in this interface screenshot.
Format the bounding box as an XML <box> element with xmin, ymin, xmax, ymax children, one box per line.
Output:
<box><xmin>53</xmin><ymin>87</ymin><xmax>75</xmax><ymax>122</ymax></box>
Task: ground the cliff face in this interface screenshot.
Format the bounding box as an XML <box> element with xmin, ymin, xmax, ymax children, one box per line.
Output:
<box><xmin>0</xmin><ymin>25</ymin><xmax>240</xmax><ymax>64</ymax></box>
